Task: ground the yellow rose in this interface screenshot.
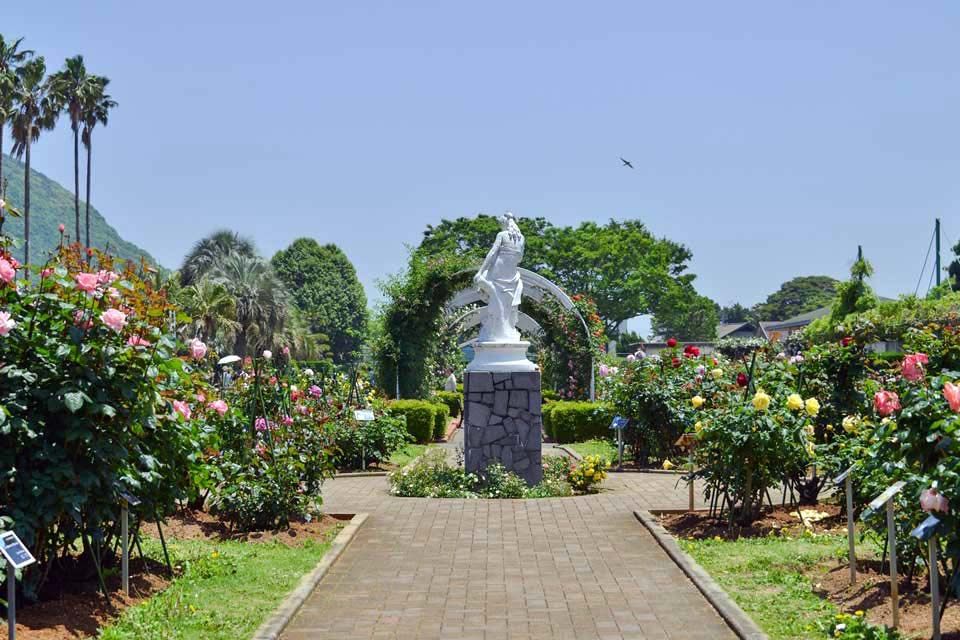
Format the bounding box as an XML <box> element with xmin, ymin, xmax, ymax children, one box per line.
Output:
<box><xmin>806</xmin><ymin>441</ymin><xmax>816</xmax><ymax>457</ymax></box>
<box><xmin>710</xmin><ymin>368</ymin><xmax>723</xmax><ymax>380</ymax></box>
<box><xmin>752</xmin><ymin>390</ymin><xmax>771</xmax><ymax>411</ymax></box>
<box><xmin>786</xmin><ymin>393</ymin><xmax>804</xmax><ymax>412</ymax></box>
<box><xmin>804</xmin><ymin>423</ymin><xmax>815</xmax><ymax>437</ymax></box>
<box><xmin>662</xmin><ymin>459</ymin><xmax>674</xmax><ymax>470</ymax></box>
<box><xmin>842</xmin><ymin>415</ymin><xmax>858</xmax><ymax>433</ymax></box>
<box><xmin>691</xmin><ymin>395</ymin><xmax>705</xmax><ymax>409</ymax></box>
<box><xmin>805</xmin><ymin>397</ymin><xmax>820</xmax><ymax>417</ymax></box>
<box><xmin>694</xmin><ymin>420</ymin><xmax>704</xmax><ymax>433</ymax></box>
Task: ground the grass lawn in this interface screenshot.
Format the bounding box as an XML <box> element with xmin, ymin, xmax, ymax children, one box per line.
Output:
<box><xmin>389</xmin><ymin>443</ymin><xmax>430</xmax><ymax>467</ymax></box>
<box><xmin>678</xmin><ymin>532</ymin><xmax>855</xmax><ymax>640</ymax></box>
<box><xmin>567</xmin><ymin>439</ymin><xmax>618</xmax><ymax>462</ymax></box>
<box><xmin>99</xmin><ymin>531</ymin><xmax>337</xmax><ymax>640</ymax></box>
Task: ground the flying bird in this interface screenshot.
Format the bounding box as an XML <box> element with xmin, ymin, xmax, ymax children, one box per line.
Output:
<box><xmin>620</xmin><ymin>157</ymin><xmax>634</xmax><ymax>169</ymax></box>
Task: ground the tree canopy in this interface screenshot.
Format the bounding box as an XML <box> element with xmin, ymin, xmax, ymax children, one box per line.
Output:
<box><xmin>271</xmin><ymin>238</ymin><xmax>368</xmax><ymax>363</ymax></box>
<box><xmin>752</xmin><ymin>275</ymin><xmax>839</xmax><ymax>321</ymax></box>
<box><xmin>412</xmin><ymin>215</ymin><xmax>710</xmax><ymax>336</ymax></box>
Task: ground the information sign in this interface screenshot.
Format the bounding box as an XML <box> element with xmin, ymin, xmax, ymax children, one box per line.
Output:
<box><xmin>0</xmin><ymin>531</ymin><xmax>35</xmax><ymax>569</ymax></box>
<box><xmin>354</xmin><ymin>409</ymin><xmax>375</xmax><ymax>422</ymax></box>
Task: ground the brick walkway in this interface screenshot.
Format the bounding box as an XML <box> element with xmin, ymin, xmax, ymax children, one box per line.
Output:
<box><xmin>281</xmin><ymin>472</ymin><xmax>736</xmax><ymax>640</ymax></box>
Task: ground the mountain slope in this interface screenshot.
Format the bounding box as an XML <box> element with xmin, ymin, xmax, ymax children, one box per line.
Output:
<box><xmin>1</xmin><ymin>154</ymin><xmax>157</xmax><ymax>266</ymax></box>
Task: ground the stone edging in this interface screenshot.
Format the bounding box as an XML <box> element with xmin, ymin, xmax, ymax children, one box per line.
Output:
<box><xmin>335</xmin><ymin>471</ymin><xmax>389</xmax><ymax>478</ymax></box>
<box><xmin>251</xmin><ymin>513</ymin><xmax>369</xmax><ymax>640</ymax></box>
<box><xmin>633</xmin><ymin>510</ymin><xmax>768</xmax><ymax>640</ymax></box>
<box><xmin>555</xmin><ymin>444</ymin><xmax>582</xmax><ymax>460</ymax></box>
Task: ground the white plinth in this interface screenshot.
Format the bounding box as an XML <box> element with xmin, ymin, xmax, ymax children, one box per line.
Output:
<box><xmin>466</xmin><ymin>341</ymin><xmax>537</xmax><ymax>372</ymax></box>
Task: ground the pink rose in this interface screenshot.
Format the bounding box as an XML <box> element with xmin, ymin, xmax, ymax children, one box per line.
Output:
<box><xmin>100</xmin><ymin>308</ymin><xmax>127</xmax><ymax>333</ymax></box>
<box><xmin>196</xmin><ymin>392</ymin><xmax>206</xmax><ymax>404</ymax></box>
<box><xmin>188</xmin><ymin>338</ymin><xmax>208</xmax><ymax>360</ymax></box>
<box><xmin>75</xmin><ymin>272</ymin><xmax>99</xmax><ymax>293</ymax></box>
<box><xmin>41</xmin><ymin>268</ymin><xmax>53</xmax><ymax>279</ymax></box>
<box><xmin>0</xmin><ymin>311</ymin><xmax>16</xmax><ymax>336</ymax></box>
<box><xmin>255</xmin><ymin>417</ymin><xmax>269</xmax><ymax>432</ymax></box>
<box><xmin>308</xmin><ymin>385</ymin><xmax>322</xmax><ymax>398</ymax></box>
<box><xmin>282</xmin><ymin>346</ymin><xmax>291</xmax><ymax>356</ymax></box>
<box><xmin>944</xmin><ymin>382</ymin><xmax>960</xmax><ymax>413</ymax></box>
<box><xmin>295</xmin><ymin>404</ymin><xmax>309</xmax><ymax>415</ymax></box>
<box><xmin>58</xmin><ymin>223</ymin><xmax>65</xmax><ymax>234</ymax></box>
<box><xmin>599</xmin><ymin>364</ymin><xmax>610</xmax><ymax>377</ymax></box>
<box><xmin>874</xmin><ymin>390</ymin><xmax>901</xmax><ymax>417</ymax></box>
<box><xmin>282</xmin><ymin>415</ymin><xmax>294</xmax><ymax>426</ymax></box>
<box><xmin>127</xmin><ymin>335</ymin><xmax>151</xmax><ymax>348</ymax></box>
<box><xmin>0</xmin><ymin>258</ymin><xmax>16</xmax><ymax>284</ymax></box>
<box><xmin>901</xmin><ymin>353</ymin><xmax>929</xmax><ymax>382</ymax></box>
<box><xmin>626</xmin><ymin>354</ymin><xmax>636</xmax><ymax>363</ymax></box>
<box><xmin>73</xmin><ymin>310</ymin><xmax>93</xmax><ymax>330</ymax></box>
<box><xmin>173</xmin><ymin>400</ymin><xmax>192</xmax><ymax>420</ymax></box>
<box><xmin>208</xmin><ymin>399</ymin><xmax>228</xmax><ymax>416</ymax></box>
<box><xmin>921</xmin><ymin>488</ymin><xmax>949</xmax><ymax>514</ymax></box>
<box><xmin>97</xmin><ymin>270</ymin><xmax>119</xmax><ymax>285</ymax></box>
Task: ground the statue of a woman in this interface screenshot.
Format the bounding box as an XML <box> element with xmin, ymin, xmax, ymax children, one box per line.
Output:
<box><xmin>474</xmin><ymin>213</ymin><xmax>524</xmax><ymax>343</ymax></box>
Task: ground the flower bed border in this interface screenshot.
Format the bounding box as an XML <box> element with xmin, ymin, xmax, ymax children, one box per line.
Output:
<box><xmin>633</xmin><ymin>510</ymin><xmax>768</xmax><ymax>640</ymax></box>
<box><xmin>557</xmin><ymin>444</ymin><xmax>686</xmax><ymax>474</ymax></box>
<box><xmin>251</xmin><ymin>512</ymin><xmax>368</xmax><ymax>640</ymax></box>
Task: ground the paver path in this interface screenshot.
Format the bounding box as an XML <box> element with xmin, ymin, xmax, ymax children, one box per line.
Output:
<box><xmin>282</xmin><ymin>470</ymin><xmax>737</xmax><ymax>640</ymax></box>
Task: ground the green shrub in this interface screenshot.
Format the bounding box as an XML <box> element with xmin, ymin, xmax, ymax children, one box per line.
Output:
<box><xmin>545</xmin><ymin>401</ymin><xmax>615</xmax><ymax>443</ymax></box>
<box><xmin>387</xmin><ymin>400</ymin><xmax>438</xmax><ymax>443</ymax></box>
<box><xmin>430</xmin><ymin>401</ymin><xmax>450</xmax><ymax>440</ymax></box>
<box><xmin>433</xmin><ymin>390</ymin><xmax>462</xmax><ymax>417</ymax></box>
<box><xmin>325</xmin><ymin>415</ymin><xmax>411</xmax><ymax>470</ymax></box>
<box><xmin>542</xmin><ymin>389</ymin><xmax>561</xmax><ymax>402</ymax></box>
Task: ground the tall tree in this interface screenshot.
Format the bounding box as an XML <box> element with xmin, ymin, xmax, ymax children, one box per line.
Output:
<box><xmin>752</xmin><ymin>275</ymin><xmax>839</xmax><ymax>321</ymax></box>
<box><xmin>180</xmin><ymin>230</ymin><xmax>256</xmax><ymax>286</ymax></box>
<box><xmin>210</xmin><ymin>253</ymin><xmax>291</xmax><ymax>357</ymax></box>
<box><xmin>650</xmin><ymin>286</ymin><xmax>719</xmax><ymax>341</ymax></box>
<box><xmin>177</xmin><ymin>279</ymin><xmax>240</xmax><ymax>349</ymax></box>
<box><xmin>719</xmin><ymin>303</ymin><xmax>753</xmax><ymax>323</ymax></box>
<box><xmin>0</xmin><ymin>36</ymin><xmax>33</xmax><ymax>196</ymax></box>
<box><xmin>48</xmin><ymin>55</ymin><xmax>97</xmax><ymax>244</ymax></box>
<box><xmin>80</xmin><ymin>76</ymin><xmax>116</xmax><ymax>248</ymax></box>
<box><xmin>271</xmin><ymin>238</ymin><xmax>368</xmax><ymax>363</ymax></box>
<box><xmin>10</xmin><ymin>57</ymin><xmax>57</xmax><ymax>267</ymax></box>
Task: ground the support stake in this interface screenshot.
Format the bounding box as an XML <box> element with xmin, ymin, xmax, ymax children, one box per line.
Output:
<box><xmin>930</xmin><ymin>536</ymin><xmax>941</xmax><ymax>640</ymax></box>
<box><xmin>7</xmin><ymin>562</ymin><xmax>14</xmax><ymax>640</ymax></box>
<box><xmin>846</xmin><ymin>474</ymin><xmax>856</xmax><ymax>585</ymax></box>
<box><xmin>886</xmin><ymin>499</ymin><xmax>899</xmax><ymax>629</ymax></box>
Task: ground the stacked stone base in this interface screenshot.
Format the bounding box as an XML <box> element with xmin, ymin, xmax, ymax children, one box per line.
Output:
<box><xmin>463</xmin><ymin>371</ymin><xmax>542</xmax><ymax>486</ymax></box>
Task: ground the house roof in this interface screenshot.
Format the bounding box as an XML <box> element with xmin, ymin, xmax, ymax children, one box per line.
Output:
<box><xmin>765</xmin><ymin>306</ymin><xmax>832</xmax><ymax>330</ymax></box>
<box><xmin>717</xmin><ymin>322</ymin><xmax>756</xmax><ymax>339</ymax></box>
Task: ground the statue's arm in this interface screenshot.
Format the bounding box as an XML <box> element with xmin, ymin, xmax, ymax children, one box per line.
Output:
<box><xmin>475</xmin><ymin>234</ymin><xmax>502</xmax><ymax>281</ymax></box>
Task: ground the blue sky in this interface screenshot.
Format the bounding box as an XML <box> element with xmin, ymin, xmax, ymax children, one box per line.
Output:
<box><xmin>6</xmin><ymin>1</ymin><xmax>960</xmax><ymax>334</ymax></box>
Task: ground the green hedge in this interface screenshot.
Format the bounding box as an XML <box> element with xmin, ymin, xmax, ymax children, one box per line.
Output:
<box><xmin>433</xmin><ymin>390</ymin><xmax>462</xmax><ymax>417</ymax></box>
<box><xmin>430</xmin><ymin>401</ymin><xmax>450</xmax><ymax>440</ymax></box>
<box><xmin>388</xmin><ymin>400</ymin><xmax>437</xmax><ymax>443</ymax></box>
<box><xmin>543</xmin><ymin>401</ymin><xmax>615</xmax><ymax>444</ymax></box>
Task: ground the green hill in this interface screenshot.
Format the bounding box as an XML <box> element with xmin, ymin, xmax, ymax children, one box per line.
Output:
<box><xmin>1</xmin><ymin>154</ymin><xmax>157</xmax><ymax>267</ymax></box>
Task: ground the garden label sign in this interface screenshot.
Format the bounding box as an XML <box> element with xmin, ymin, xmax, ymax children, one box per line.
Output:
<box><xmin>0</xmin><ymin>531</ymin><xmax>35</xmax><ymax>569</ymax></box>
<box><xmin>354</xmin><ymin>409</ymin><xmax>375</xmax><ymax>422</ymax></box>
<box><xmin>610</xmin><ymin>416</ymin><xmax>628</xmax><ymax>470</ymax></box>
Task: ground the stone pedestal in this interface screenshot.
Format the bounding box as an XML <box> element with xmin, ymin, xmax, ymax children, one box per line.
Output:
<box><xmin>463</xmin><ymin>371</ymin><xmax>542</xmax><ymax>486</ymax></box>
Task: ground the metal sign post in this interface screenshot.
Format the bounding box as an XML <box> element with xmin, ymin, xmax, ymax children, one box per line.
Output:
<box><xmin>863</xmin><ymin>481</ymin><xmax>906</xmax><ymax>629</ymax></box>
<box><xmin>911</xmin><ymin>515</ymin><xmax>943</xmax><ymax>640</ymax></box>
<box><xmin>1</xmin><ymin>531</ymin><xmax>37</xmax><ymax>640</ymax></box>
<box><xmin>609</xmin><ymin>417</ymin><xmax>628</xmax><ymax>471</ymax></box>
<box><xmin>834</xmin><ymin>466</ymin><xmax>856</xmax><ymax>584</ymax></box>
<box><xmin>117</xmin><ymin>489</ymin><xmax>141</xmax><ymax>597</ymax></box>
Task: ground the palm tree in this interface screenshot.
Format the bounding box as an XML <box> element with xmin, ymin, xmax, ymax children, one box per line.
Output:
<box><xmin>80</xmin><ymin>76</ymin><xmax>116</xmax><ymax>248</ymax></box>
<box><xmin>211</xmin><ymin>253</ymin><xmax>290</xmax><ymax>357</ymax></box>
<box><xmin>178</xmin><ymin>279</ymin><xmax>240</xmax><ymax>350</ymax></box>
<box><xmin>0</xmin><ymin>36</ymin><xmax>33</xmax><ymax>194</ymax></box>
<box><xmin>180</xmin><ymin>230</ymin><xmax>257</xmax><ymax>286</ymax></box>
<box><xmin>48</xmin><ymin>56</ymin><xmax>99</xmax><ymax>245</ymax></box>
<box><xmin>11</xmin><ymin>57</ymin><xmax>58</xmax><ymax>266</ymax></box>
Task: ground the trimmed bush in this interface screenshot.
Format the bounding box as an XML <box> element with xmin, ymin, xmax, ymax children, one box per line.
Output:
<box><xmin>388</xmin><ymin>400</ymin><xmax>438</xmax><ymax>443</ymax></box>
<box><xmin>433</xmin><ymin>390</ymin><xmax>462</xmax><ymax>417</ymax></box>
<box><xmin>545</xmin><ymin>401</ymin><xmax>615</xmax><ymax>443</ymax></box>
<box><xmin>430</xmin><ymin>401</ymin><xmax>450</xmax><ymax>440</ymax></box>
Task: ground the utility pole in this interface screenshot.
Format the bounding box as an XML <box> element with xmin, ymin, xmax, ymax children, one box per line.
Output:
<box><xmin>857</xmin><ymin>245</ymin><xmax>863</xmax><ymax>262</ymax></box>
<box><xmin>935</xmin><ymin>218</ymin><xmax>942</xmax><ymax>287</ymax></box>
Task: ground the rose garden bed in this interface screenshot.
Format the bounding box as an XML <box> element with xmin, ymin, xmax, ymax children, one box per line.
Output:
<box><xmin>1</xmin><ymin>511</ymin><xmax>343</xmax><ymax>640</ymax></box>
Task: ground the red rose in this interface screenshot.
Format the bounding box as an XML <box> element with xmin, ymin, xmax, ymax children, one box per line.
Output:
<box><xmin>841</xmin><ymin>336</ymin><xmax>853</xmax><ymax>347</ymax></box>
<box><xmin>683</xmin><ymin>345</ymin><xmax>700</xmax><ymax>357</ymax></box>
<box><xmin>736</xmin><ymin>372</ymin><xmax>749</xmax><ymax>387</ymax></box>
<box><xmin>671</xmin><ymin>357</ymin><xmax>681</xmax><ymax>368</ymax></box>
<box><xmin>667</xmin><ymin>337</ymin><xmax>678</xmax><ymax>348</ymax></box>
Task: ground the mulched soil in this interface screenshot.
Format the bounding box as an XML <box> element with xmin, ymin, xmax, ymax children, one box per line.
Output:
<box><xmin>1</xmin><ymin>510</ymin><xmax>345</xmax><ymax>639</ymax></box>
<box><xmin>812</xmin><ymin>559</ymin><xmax>960</xmax><ymax>639</ymax></box>
<box><xmin>659</xmin><ymin>503</ymin><xmax>844</xmax><ymax>539</ymax></box>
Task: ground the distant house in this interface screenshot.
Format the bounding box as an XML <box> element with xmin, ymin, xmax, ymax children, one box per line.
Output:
<box><xmin>760</xmin><ymin>306</ymin><xmax>832</xmax><ymax>341</ymax></box>
<box><xmin>717</xmin><ymin>322</ymin><xmax>764</xmax><ymax>340</ymax></box>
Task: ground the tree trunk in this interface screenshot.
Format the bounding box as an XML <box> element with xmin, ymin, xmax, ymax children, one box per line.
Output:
<box><xmin>85</xmin><ymin>136</ymin><xmax>92</xmax><ymax>249</ymax></box>
<box><xmin>24</xmin><ymin>137</ymin><xmax>30</xmax><ymax>268</ymax></box>
<box><xmin>73</xmin><ymin>127</ymin><xmax>80</xmax><ymax>245</ymax></box>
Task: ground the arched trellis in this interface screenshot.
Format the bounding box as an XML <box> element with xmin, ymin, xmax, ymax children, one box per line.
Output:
<box><xmin>375</xmin><ymin>262</ymin><xmax>600</xmax><ymax>400</ymax></box>
<box><xmin>447</xmin><ymin>268</ymin><xmax>595</xmax><ymax>400</ymax></box>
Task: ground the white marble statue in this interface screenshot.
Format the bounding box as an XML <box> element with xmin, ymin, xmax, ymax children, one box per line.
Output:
<box><xmin>467</xmin><ymin>213</ymin><xmax>536</xmax><ymax>372</ymax></box>
<box><xmin>474</xmin><ymin>213</ymin><xmax>524</xmax><ymax>343</ymax></box>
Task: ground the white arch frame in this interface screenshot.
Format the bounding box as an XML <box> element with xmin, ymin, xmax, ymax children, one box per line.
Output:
<box><xmin>447</xmin><ymin>268</ymin><xmax>595</xmax><ymax>400</ymax></box>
